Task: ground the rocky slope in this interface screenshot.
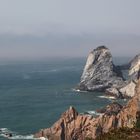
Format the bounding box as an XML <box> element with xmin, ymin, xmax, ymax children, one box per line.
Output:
<box><xmin>34</xmin><ymin>79</ymin><xmax>140</xmax><ymax>140</ymax></box>
<box><xmin>77</xmin><ymin>46</ymin><xmax>140</xmax><ymax>98</ymax></box>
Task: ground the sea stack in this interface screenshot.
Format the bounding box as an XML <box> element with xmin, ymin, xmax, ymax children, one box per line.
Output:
<box><xmin>76</xmin><ymin>46</ymin><xmax>140</xmax><ymax>98</ymax></box>
<box><xmin>77</xmin><ymin>46</ymin><xmax>124</xmax><ymax>93</ymax></box>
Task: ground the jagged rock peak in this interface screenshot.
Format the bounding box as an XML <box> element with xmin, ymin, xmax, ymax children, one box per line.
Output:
<box><xmin>77</xmin><ymin>46</ymin><xmax>124</xmax><ymax>92</ymax></box>
<box><xmin>93</xmin><ymin>45</ymin><xmax>108</xmax><ymax>50</ymax></box>
<box><xmin>61</xmin><ymin>106</ymin><xmax>78</xmax><ymax>120</ymax></box>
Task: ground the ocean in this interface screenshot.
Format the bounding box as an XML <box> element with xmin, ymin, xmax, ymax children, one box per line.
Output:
<box><xmin>0</xmin><ymin>57</ymin><xmax>130</xmax><ymax>140</ymax></box>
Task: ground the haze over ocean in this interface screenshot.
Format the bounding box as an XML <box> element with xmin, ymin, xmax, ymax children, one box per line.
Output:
<box><xmin>0</xmin><ymin>0</ymin><xmax>140</xmax><ymax>60</ymax></box>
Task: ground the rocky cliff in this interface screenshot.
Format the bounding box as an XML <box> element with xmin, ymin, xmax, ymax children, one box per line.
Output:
<box><xmin>76</xmin><ymin>46</ymin><xmax>124</xmax><ymax>93</ymax></box>
<box><xmin>34</xmin><ymin>79</ymin><xmax>140</xmax><ymax>140</ymax></box>
<box><xmin>77</xmin><ymin>46</ymin><xmax>140</xmax><ymax>98</ymax></box>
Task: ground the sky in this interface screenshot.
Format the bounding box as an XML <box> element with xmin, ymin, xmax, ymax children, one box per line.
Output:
<box><xmin>0</xmin><ymin>0</ymin><xmax>140</xmax><ymax>60</ymax></box>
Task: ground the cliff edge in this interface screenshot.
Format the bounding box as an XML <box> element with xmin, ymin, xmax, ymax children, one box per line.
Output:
<box><xmin>34</xmin><ymin>79</ymin><xmax>140</xmax><ymax>140</ymax></box>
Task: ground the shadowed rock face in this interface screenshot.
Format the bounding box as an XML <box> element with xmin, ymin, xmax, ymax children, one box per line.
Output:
<box><xmin>129</xmin><ymin>54</ymin><xmax>140</xmax><ymax>81</ymax></box>
<box><xmin>76</xmin><ymin>46</ymin><xmax>124</xmax><ymax>92</ymax></box>
<box><xmin>34</xmin><ymin>80</ymin><xmax>140</xmax><ymax>140</ymax></box>
<box><xmin>96</xmin><ymin>102</ymin><xmax>123</xmax><ymax>115</ymax></box>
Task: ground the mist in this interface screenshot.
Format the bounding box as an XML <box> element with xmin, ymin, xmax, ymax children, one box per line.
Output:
<box><xmin>0</xmin><ymin>0</ymin><xmax>140</xmax><ymax>60</ymax></box>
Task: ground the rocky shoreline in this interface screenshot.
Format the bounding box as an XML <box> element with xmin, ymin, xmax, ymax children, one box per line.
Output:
<box><xmin>34</xmin><ymin>46</ymin><xmax>140</xmax><ymax>140</ymax></box>
<box><xmin>34</xmin><ymin>79</ymin><xmax>140</xmax><ymax>140</ymax></box>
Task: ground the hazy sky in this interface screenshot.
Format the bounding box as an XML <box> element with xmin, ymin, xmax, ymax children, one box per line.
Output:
<box><xmin>0</xmin><ymin>0</ymin><xmax>140</xmax><ymax>60</ymax></box>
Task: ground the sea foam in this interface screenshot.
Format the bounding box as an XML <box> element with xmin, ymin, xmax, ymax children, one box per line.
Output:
<box><xmin>0</xmin><ymin>128</ymin><xmax>48</xmax><ymax>140</ymax></box>
<box><xmin>98</xmin><ymin>95</ymin><xmax>116</xmax><ymax>100</ymax></box>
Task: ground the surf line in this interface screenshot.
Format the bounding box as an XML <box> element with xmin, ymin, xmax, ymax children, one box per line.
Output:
<box><xmin>0</xmin><ymin>128</ymin><xmax>48</xmax><ymax>140</ymax></box>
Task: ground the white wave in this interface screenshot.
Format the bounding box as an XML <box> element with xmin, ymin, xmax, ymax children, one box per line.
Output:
<box><xmin>86</xmin><ymin>111</ymin><xmax>102</xmax><ymax>116</ymax></box>
<box><xmin>29</xmin><ymin>66</ymin><xmax>80</xmax><ymax>74</ymax></box>
<box><xmin>0</xmin><ymin>128</ymin><xmax>13</xmax><ymax>134</ymax></box>
<box><xmin>0</xmin><ymin>128</ymin><xmax>48</xmax><ymax>140</ymax></box>
<box><xmin>73</xmin><ymin>89</ymin><xmax>80</xmax><ymax>92</ymax></box>
<box><xmin>9</xmin><ymin>135</ymin><xmax>34</xmax><ymax>139</ymax></box>
<box><xmin>98</xmin><ymin>95</ymin><xmax>116</xmax><ymax>100</ymax></box>
<box><xmin>72</xmin><ymin>89</ymin><xmax>88</xmax><ymax>93</ymax></box>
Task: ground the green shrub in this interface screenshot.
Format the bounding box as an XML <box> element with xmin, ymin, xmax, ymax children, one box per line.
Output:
<box><xmin>95</xmin><ymin>128</ymin><xmax>132</xmax><ymax>140</ymax></box>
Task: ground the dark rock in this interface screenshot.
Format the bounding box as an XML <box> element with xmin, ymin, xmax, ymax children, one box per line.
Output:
<box><xmin>96</xmin><ymin>102</ymin><xmax>123</xmax><ymax>115</ymax></box>
<box><xmin>138</xmin><ymin>69</ymin><xmax>140</xmax><ymax>79</ymax></box>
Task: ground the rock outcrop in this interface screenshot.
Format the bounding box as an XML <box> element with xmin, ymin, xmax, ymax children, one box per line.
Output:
<box><xmin>117</xmin><ymin>54</ymin><xmax>140</xmax><ymax>98</ymax></box>
<box><xmin>76</xmin><ymin>46</ymin><xmax>124</xmax><ymax>92</ymax></box>
<box><xmin>96</xmin><ymin>102</ymin><xmax>123</xmax><ymax>114</ymax></box>
<box><xmin>34</xmin><ymin>79</ymin><xmax>140</xmax><ymax>140</ymax></box>
<box><xmin>76</xmin><ymin>46</ymin><xmax>140</xmax><ymax>98</ymax></box>
<box><xmin>129</xmin><ymin>54</ymin><xmax>140</xmax><ymax>81</ymax></box>
<box><xmin>119</xmin><ymin>81</ymin><xmax>136</xmax><ymax>97</ymax></box>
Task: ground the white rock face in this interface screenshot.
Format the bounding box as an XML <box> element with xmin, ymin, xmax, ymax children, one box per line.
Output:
<box><xmin>78</xmin><ymin>46</ymin><xmax>124</xmax><ymax>92</ymax></box>
<box><xmin>81</xmin><ymin>52</ymin><xmax>95</xmax><ymax>83</ymax></box>
<box><xmin>129</xmin><ymin>61</ymin><xmax>140</xmax><ymax>75</ymax></box>
<box><xmin>119</xmin><ymin>81</ymin><xmax>136</xmax><ymax>97</ymax></box>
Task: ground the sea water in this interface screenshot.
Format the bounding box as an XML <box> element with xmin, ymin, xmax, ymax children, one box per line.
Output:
<box><xmin>0</xmin><ymin>57</ymin><xmax>130</xmax><ymax>140</ymax></box>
